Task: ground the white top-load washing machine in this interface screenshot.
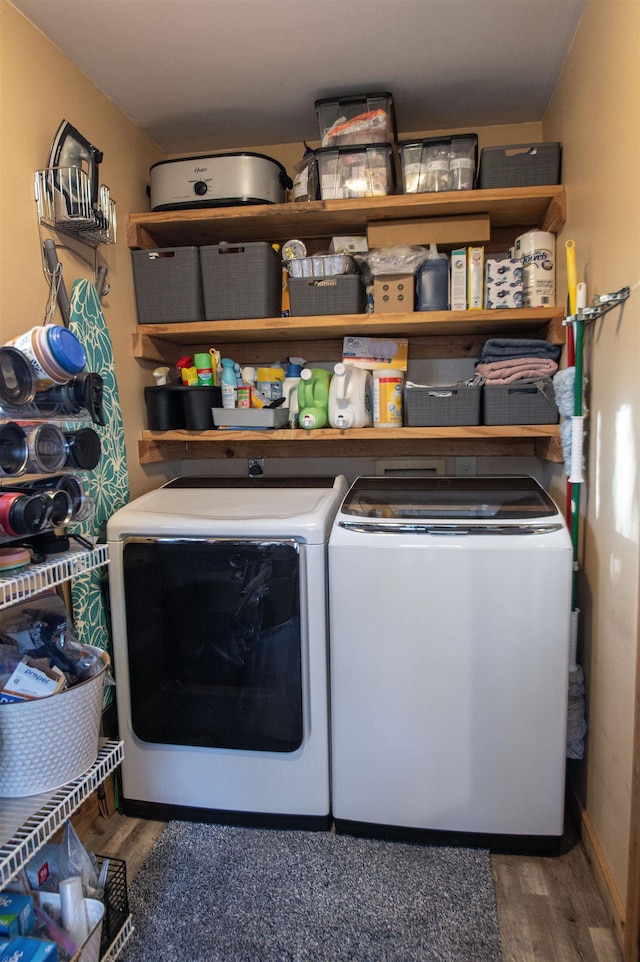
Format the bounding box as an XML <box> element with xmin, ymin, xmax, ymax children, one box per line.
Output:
<box><xmin>328</xmin><ymin>475</ymin><xmax>572</xmax><ymax>843</ymax></box>
<box><xmin>107</xmin><ymin>475</ymin><xmax>347</xmax><ymax>827</ymax></box>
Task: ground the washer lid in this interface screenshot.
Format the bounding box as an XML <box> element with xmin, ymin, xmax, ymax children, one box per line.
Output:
<box><xmin>337</xmin><ymin>475</ymin><xmax>561</xmax><ymax>524</ymax></box>
<box><xmin>106</xmin><ymin>475</ymin><xmax>348</xmax><ymax>543</ymax></box>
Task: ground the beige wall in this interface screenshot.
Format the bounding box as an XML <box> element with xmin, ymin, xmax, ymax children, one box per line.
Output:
<box><xmin>0</xmin><ymin>0</ymin><xmax>165</xmax><ymax>499</ymax></box>
<box><xmin>544</xmin><ymin>0</ymin><xmax>640</xmax><ymax>910</ymax></box>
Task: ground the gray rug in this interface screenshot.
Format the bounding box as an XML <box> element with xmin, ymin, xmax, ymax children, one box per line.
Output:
<box><xmin>119</xmin><ymin>821</ymin><xmax>502</xmax><ymax>962</ymax></box>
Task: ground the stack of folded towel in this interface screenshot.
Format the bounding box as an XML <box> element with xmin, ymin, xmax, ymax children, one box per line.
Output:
<box><xmin>476</xmin><ymin>338</ymin><xmax>561</xmax><ymax>385</ymax></box>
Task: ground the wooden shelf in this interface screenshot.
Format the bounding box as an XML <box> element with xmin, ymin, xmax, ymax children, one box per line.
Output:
<box><xmin>140</xmin><ymin>424</ymin><xmax>563</xmax><ymax>463</ymax></box>
<box><xmin>129</xmin><ymin>188</ymin><xmax>567</xmax><ymax>464</ymax></box>
<box><xmin>133</xmin><ymin>308</ymin><xmax>565</xmax><ymax>367</ymax></box>
<box><xmin>128</xmin><ymin>185</ymin><xmax>566</xmax><ymax>250</ymax></box>
<box><xmin>134</xmin><ymin>307</ymin><xmax>564</xmax><ymax>348</ymax></box>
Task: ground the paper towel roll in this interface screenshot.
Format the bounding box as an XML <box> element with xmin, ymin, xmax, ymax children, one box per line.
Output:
<box><xmin>514</xmin><ymin>230</ymin><xmax>556</xmax><ymax>308</ymax></box>
<box><xmin>59</xmin><ymin>875</ymin><xmax>89</xmax><ymax>948</ymax></box>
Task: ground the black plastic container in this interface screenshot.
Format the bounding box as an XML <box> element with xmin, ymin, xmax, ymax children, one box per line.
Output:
<box><xmin>144</xmin><ymin>385</ymin><xmax>222</xmax><ymax>431</ymax></box>
<box><xmin>181</xmin><ymin>385</ymin><xmax>222</xmax><ymax>430</ymax></box>
<box><xmin>144</xmin><ymin>385</ymin><xmax>187</xmax><ymax>431</ymax></box>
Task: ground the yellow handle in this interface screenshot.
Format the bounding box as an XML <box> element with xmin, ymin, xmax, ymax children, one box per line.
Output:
<box><xmin>565</xmin><ymin>239</ymin><xmax>577</xmax><ymax>316</ymax></box>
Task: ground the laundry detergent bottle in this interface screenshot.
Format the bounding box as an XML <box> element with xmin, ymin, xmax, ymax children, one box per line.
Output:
<box><xmin>297</xmin><ymin>367</ymin><xmax>331</xmax><ymax>429</ymax></box>
<box><xmin>283</xmin><ymin>357</ymin><xmax>304</xmax><ymax>427</ymax></box>
<box><xmin>328</xmin><ymin>362</ymin><xmax>373</xmax><ymax>429</ymax></box>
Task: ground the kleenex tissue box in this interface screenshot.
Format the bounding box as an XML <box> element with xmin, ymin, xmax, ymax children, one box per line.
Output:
<box><xmin>0</xmin><ymin>936</ymin><xmax>58</xmax><ymax>961</ymax></box>
<box><xmin>0</xmin><ymin>892</ymin><xmax>35</xmax><ymax>938</ymax></box>
<box><xmin>484</xmin><ymin>257</ymin><xmax>523</xmax><ymax>309</ymax></box>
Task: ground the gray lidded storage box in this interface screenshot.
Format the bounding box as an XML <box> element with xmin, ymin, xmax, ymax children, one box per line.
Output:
<box><xmin>200</xmin><ymin>242</ymin><xmax>281</xmax><ymax>320</ymax></box>
<box><xmin>289</xmin><ymin>275</ymin><xmax>365</xmax><ymax>316</ymax></box>
<box><xmin>404</xmin><ymin>383</ymin><xmax>481</xmax><ymax>427</ymax></box>
<box><xmin>482</xmin><ymin>380</ymin><xmax>559</xmax><ymax>425</ymax></box>
<box><xmin>132</xmin><ymin>247</ymin><xmax>204</xmax><ymax>324</ymax></box>
<box><xmin>478</xmin><ymin>142</ymin><xmax>561</xmax><ymax>189</ymax></box>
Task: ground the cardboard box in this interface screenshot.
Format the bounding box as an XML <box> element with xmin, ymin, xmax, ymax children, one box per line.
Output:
<box><xmin>24</xmin><ymin>844</ymin><xmax>60</xmax><ymax>890</ymax></box>
<box><xmin>373</xmin><ymin>275</ymin><xmax>415</xmax><ymax>313</ymax></box>
<box><xmin>329</xmin><ymin>235</ymin><xmax>368</xmax><ymax>254</ymax></box>
<box><xmin>366</xmin><ymin>214</ymin><xmax>490</xmax><ymax>250</ymax></box>
<box><xmin>467</xmin><ymin>247</ymin><xmax>484</xmax><ymax>310</ymax></box>
<box><xmin>342</xmin><ymin>335</ymin><xmax>408</xmax><ymax>371</ymax></box>
<box><xmin>485</xmin><ymin>256</ymin><xmax>524</xmax><ymax>309</ymax></box>
<box><xmin>450</xmin><ymin>248</ymin><xmax>467</xmax><ymax>311</ymax></box>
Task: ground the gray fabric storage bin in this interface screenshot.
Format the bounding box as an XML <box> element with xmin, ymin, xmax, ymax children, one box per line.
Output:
<box><xmin>482</xmin><ymin>380</ymin><xmax>559</xmax><ymax>425</ymax></box>
<box><xmin>478</xmin><ymin>143</ymin><xmax>561</xmax><ymax>188</ymax></box>
<box><xmin>200</xmin><ymin>242</ymin><xmax>281</xmax><ymax>320</ymax></box>
<box><xmin>404</xmin><ymin>383</ymin><xmax>481</xmax><ymax>426</ymax></box>
<box><xmin>289</xmin><ymin>275</ymin><xmax>365</xmax><ymax>316</ymax></box>
<box><xmin>132</xmin><ymin>247</ymin><xmax>204</xmax><ymax>323</ymax></box>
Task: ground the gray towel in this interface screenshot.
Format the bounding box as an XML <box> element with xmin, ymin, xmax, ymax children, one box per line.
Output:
<box><xmin>478</xmin><ymin>338</ymin><xmax>561</xmax><ymax>363</ymax></box>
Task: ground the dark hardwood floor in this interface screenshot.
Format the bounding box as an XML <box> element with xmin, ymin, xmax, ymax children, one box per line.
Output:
<box><xmin>81</xmin><ymin>809</ymin><xmax>622</xmax><ymax>961</ymax></box>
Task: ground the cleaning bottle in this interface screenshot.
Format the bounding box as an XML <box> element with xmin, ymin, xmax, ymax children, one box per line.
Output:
<box><xmin>417</xmin><ymin>244</ymin><xmax>449</xmax><ymax>311</ymax></box>
<box><xmin>221</xmin><ymin>358</ymin><xmax>237</xmax><ymax>409</ymax></box>
<box><xmin>283</xmin><ymin>357</ymin><xmax>305</xmax><ymax>427</ymax></box>
<box><xmin>194</xmin><ymin>352</ymin><xmax>214</xmax><ymax>386</ymax></box>
<box><xmin>297</xmin><ymin>367</ymin><xmax>331</xmax><ymax>429</ymax></box>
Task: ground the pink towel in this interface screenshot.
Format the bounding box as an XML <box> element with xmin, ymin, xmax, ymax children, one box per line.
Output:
<box><xmin>477</xmin><ymin>358</ymin><xmax>558</xmax><ymax>384</ymax></box>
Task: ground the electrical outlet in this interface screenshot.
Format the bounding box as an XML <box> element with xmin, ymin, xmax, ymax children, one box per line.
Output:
<box><xmin>248</xmin><ymin>458</ymin><xmax>264</xmax><ymax>477</ymax></box>
<box><xmin>455</xmin><ymin>456</ymin><xmax>477</xmax><ymax>476</ymax></box>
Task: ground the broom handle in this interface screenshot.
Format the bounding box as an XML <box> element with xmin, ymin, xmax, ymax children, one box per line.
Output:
<box><xmin>570</xmin><ymin>312</ymin><xmax>585</xmax><ymax>610</ymax></box>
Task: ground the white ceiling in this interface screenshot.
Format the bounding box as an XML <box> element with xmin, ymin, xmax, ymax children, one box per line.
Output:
<box><xmin>12</xmin><ymin>0</ymin><xmax>586</xmax><ymax>155</ymax></box>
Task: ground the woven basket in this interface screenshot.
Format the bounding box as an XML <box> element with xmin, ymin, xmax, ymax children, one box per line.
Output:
<box><xmin>0</xmin><ymin>647</ymin><xmax>108</xmax><ymax>798</ymax></box>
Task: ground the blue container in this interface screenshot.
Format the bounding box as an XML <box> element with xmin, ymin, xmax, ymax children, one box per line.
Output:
<box><xmin>417</xmin><ymin>256</ymin><xmax>449</xmax><ymax>311</ymax></box>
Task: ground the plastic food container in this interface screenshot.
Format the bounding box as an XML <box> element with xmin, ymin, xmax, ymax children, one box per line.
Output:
<box><xmin>315</xmin><ymin>92</ymin><xmax>396</xmax><ymax>147</ymax></box>
<box><xmin>285</xmin><ymin>254</ymin><xmax>357</xmax><ymax>278</ymax></box>
<box><xmin>317</xmin><ymin>144</ymin><xmax>395</xmax><ymax>199</ymax></box>
<box><xmin>399</xmin><ymin>134</ymin><xmax>478</xmax><ymax>194</ymax></box>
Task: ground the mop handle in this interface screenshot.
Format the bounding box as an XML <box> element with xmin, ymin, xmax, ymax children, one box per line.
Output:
<box><xmin>566</xmin><ymin>239</ymin><xmax>578</xmax><ymax>316</ymax></box>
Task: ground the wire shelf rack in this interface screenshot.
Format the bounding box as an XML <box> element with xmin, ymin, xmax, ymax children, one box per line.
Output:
<box><xmin>35</xmin><ymin>168</ymin><xmax>116</xmax><ymax>248</ymax></box>
<box><xmin>0</xmin><ymin>543</ymin><xmax>109</xmax><ymax>610</ymax></box>
<box><xmin>0</xmin><ymin>740</ymin><xmax>124</xmax><ymax>888</ymax></box>
<box><xmin>102</xmin><ymin>916</ymin><xmax>134</xmax><ymax>962</ymax></box>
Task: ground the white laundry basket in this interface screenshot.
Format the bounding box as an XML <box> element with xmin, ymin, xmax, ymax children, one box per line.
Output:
<box><xmin>0</xmin><ymin>647</ymin><xmax>109</xmax><ymax>797</ymax></box>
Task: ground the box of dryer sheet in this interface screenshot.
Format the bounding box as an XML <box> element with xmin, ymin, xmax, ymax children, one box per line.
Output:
<box><xmin>467</xmin><ymin>247</ymin><xmax>484</xmax><ymax>310</ymax></box>
<box><xmin>450</xmin><ymin>249</ymin><xmax>467</xmax><ymax>311</ymax></box>
<box><xmin>484</xmin><ymin>256</ymin><xmax>524</xmax><ymax>309</ymax></box>
<box><xmin>0</xmin><ymin>892</ymin><xmax>35</xmax><ymax>938</ymax></box>
<box><xmin>0</xmin><ymin>937</ymin><xmax>58</xmax><ymax>961</ymax></box>
<box><xmin>343</xmin><ymin>335</ymin><xmax>408</xmax><ymax>370</ymax></box>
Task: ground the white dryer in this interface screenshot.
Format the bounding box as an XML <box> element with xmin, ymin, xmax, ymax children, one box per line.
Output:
<box><xmin>107</xmin><ymin>475</ymin><xmax>347</xmax><ymax>827</ymax></box>
<box><xmin>328</xmin><ymin>475</ymin><xmax>572</xmax><ymax>843</ymax></box>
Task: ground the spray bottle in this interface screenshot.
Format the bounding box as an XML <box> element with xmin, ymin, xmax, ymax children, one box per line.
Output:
<box><xmin>283</xmin><ymin>357</ymin><xmax>305</xmax><ymax>427</ymax></box>
<box><xmin>221</xmin><ymin>358</ymin><xmax>237</xmax><ymax>409</ymax></box>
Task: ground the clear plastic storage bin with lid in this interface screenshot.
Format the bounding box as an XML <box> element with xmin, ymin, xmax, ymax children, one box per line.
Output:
<box><xmin>316</xmin><ymin>144</ymin><xmax>395</xmax><ymax>200</ymax></box>
<box><xmin>399</xmin><ymin>134</ymin><xmax>478</xmax><ymax>193</ymax></box>
<box><xmin>315</xmin><ymin>92</ymin><xmax>396</xmax><ymax>147</ymax></box>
